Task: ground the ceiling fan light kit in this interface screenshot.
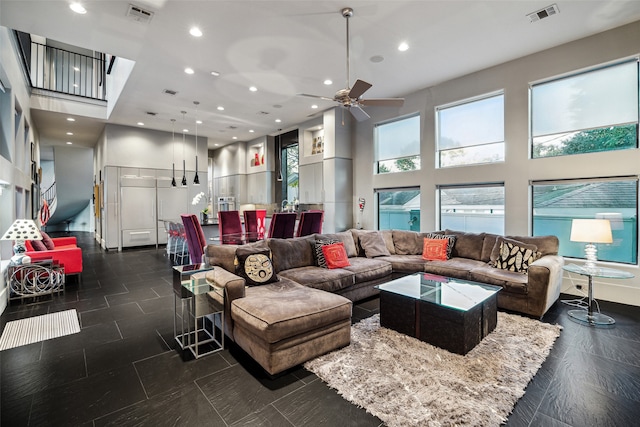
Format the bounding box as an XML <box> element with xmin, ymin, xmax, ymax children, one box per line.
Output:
<box><xmin>298</xmin><ymin>7</ymin><xmax>404</xmax><ymax>121</ymax></box>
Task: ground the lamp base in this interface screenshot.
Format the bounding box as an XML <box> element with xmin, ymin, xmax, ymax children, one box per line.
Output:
<box><xmin>568</xmin><ymin>309</ymin><xmax>615</xmax><ymax>326</ymax></box>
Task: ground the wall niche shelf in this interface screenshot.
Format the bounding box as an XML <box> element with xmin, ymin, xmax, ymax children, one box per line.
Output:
<box><xmin>303</xmin><ymin>127</ymin><xmax>324</xmax><ymax>160</ymax></box>
<box><xmin>247</xmin><ymin>141</ymin><xmax>266</xmax><ymax>172</ymax></box>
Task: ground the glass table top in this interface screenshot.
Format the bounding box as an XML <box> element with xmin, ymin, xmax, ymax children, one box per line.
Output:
<box><xmin>563</xmin><ymin>263</ymin><xmax>634</xmax><ymax>279</ymax></box>
<box><xmin>376</xmin><ymin>273</ymin><xmax>501</xmax><ymax>312</ymax></box>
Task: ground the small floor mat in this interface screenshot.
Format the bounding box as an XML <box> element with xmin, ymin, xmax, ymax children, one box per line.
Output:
<box><xmin>0</xmin><ymin>309</ymin><xmax>81</xmax><ymax>351</ymax></box>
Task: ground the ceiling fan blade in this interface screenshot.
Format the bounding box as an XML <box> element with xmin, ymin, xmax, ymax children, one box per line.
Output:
<box><xmin>298</xmin><ymin>93</ymin><xmax>336</xmax><ymax>102</ymax></box>
<box><xmin>349</xmin><ymin>79</ymin><xmax>372</xmax><ymax>99</ymax></box>
<box><xmin>359</xmin><ymin>98</ymin><xmax>405</xmax><ymax>107</ymax></box>
<box><xmin>349</xmin><ymin>104</ymin><xmax>370</xmax><ymax>122</ymax></box>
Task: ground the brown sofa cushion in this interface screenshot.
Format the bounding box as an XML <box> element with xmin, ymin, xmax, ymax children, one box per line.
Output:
<box><xmin>206</xmin><ymin>244</ymin><xmax>241</xmax><ymax>273</ymax></box>
<box><xmin>468</xmin><ymin>265</ymin><xmax>528</xmax><ymax>294</ymax></box>
<box><xmin>268</xmin><ymin>236</ymin><xmax>315</xmax><ymax>273</ymax></box>
<box><xmin>376</xmin><ymin>255</ymin><xmax>427</xmax><ymax>273</ymax></box>
<box><xmin>343</xmin><ymin>257</ymin><xmax>392</xmax><ymax>283</ymax></box>
<box><xmin>393</xmin><ymin>230</ymin><xmax>428</xmax><ymax>255</ymax></box>
<box><xmin>359</xmin><ymin>231</ymin><xmax>391</xmax><ymax>258</ymax></box>
<box><xmin>316</xmin><ymin>231</ymin><xmax>358</xmax><ymax>257</ymax></box>
<box><xmin>506</xmin><ymin>235</ymin><xmax>559</xmax><ymax>256</ymax></box>
<box><xmin>278</xmin><ymin>266</ymin><xmax>355</xmax><ymax>292</ymax></box>
<box><xmin>444</xmin><ymin>229</ymin><xmax>486</xmax><ymax>260</ymax></box>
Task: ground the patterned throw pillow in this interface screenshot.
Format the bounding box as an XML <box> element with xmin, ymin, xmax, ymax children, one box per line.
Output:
<box><xmin>425</xmin><ymin>233</ymin><xmax>456</xmax><ymax>259</ymax></box>
<box><xmin>494</xmin><ymin>240</ymin><xmax>537</xmax><ymax>273</ymax></box>
<box><xmin>321</xmin><ymin>242</ymin><xmax>351</xmax><ymax>269</ymax></box>
<box><xmin>313</xmin><ymin>239</ymin><xmax>339</xmax><ymax>268</ymax></box>
<box><xmin>422</xmin><ymin>238</ymin><xmax>449</xmax><ymax>261</ymax></box>
<box><xmin>234</xmin><ymin>248</ymin><xmax>279</xmax><ymax>286</ymax></box>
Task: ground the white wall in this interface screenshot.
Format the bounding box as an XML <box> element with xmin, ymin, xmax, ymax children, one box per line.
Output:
<box><xmin>353</xmin><ymin>21</ymin><xmax>640</xmax><ymax>306</ymax></box>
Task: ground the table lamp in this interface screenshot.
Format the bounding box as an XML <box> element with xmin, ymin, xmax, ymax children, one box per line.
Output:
<box><xmin>570</xmin><ymin>218</ymin><xmax>612</xmax><ymax>269</ymax></box>
<box><xmin>1</xmin><ymin>219</ymin><xmax>43</xmax><ymax>264</ymax></box>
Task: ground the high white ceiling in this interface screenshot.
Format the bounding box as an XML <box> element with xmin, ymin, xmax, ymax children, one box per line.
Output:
<box><xmin>2</xmin><ymin>1</ymin><xmax>640</xmax><ymax>149</ymax></box>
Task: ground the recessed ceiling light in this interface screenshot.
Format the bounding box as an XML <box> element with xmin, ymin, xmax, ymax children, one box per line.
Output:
<box><xmin>73</xmin><ymin>66</ymin><xmax>80</xmax><ymax>71</ymax></box>
<box><xmin>217</xmin><ymin>106</ymin><xmax>224</xmax><ymax>111</ymax></box>
<box><xmin>137</xmin><ymin>122</ymin><xmax>144</xmax><ymax>126</ymax></box>
<box><xmin>232</xmin><ymin>136</ymin><xmax>238</xmax><ymax>140</ymax></box>
<box><xmin>249</xmin><ymin>86</ymin><xmax>257</xmax><ymax>92</ymax></box>
<box><xmin>210</xmin><ymin>71</ymin><xmax>221</xmax><ymax>76</ymax></box>
<box><xmin>323</xmin><ymin>79</ymin><xmax>333</xmax><ymax>85</ymax></box>
<box><xmin>183</xmin><ymin>129</ymin><xmax>189</xmax><ymax>133</ymax></box>
<box><xmin>66</xmin><ymin>141</ymin><xmax>73</xmax><ymax>145</ymax></box>
<box><xmin>249</xmin><ymin>129</ymin><xmax>255</xmax><ymax>133</ymax></box>
<box><xmin>189</xmin><ymin>27</ymin><xmax>202</xmax><ymax>37</ymax></box>
<box><xmin>184</xmin><ymin>67</ymin><xmax>194</xmax><ymax>75</ymax></box>
<box><xmin>66</xmin><ymin>132</ymin><xmax>73</xmax><ymax>135</ymax></box>
<box><xmin>370</xmin><ymin>55</ymin><xmax>384</xmax><ymax>63</ymax></box>
<box><xmin>214</xmin><ymin>143</ymin><xmax>219</xmax><ymax>146</ymax></box>
<box><xmin>311</xmin><ymin>104</ymin><xmax>318</xmax><ymax>109</ymax></box>
<box><xmin>398</xmin><ymin>42</ymin><xmax>409</xmax><ymax>52</ymax></box>
<box><xmin>67</xmin><ymin>118</ymin><xmax>75</xmax><ymax>122</ymax></box>
<box><xmin>69</xmin><ymin>3</ymin><xmax>86</xmax><ymax>14</ymax></box>
<box><xmin>196</xmin><ymin>120</ymin><xmax>203</xmax><ymax>124</ymax></box>
<box><xmin>275</xmin><ymin>119</ymin><xmax>281</xmax><ymax>123</ymax></box>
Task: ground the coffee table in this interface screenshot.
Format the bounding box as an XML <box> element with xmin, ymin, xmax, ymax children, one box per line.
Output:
<box><xmin>376</xmin><ymin>273</ymin><xmax>501</xmax><ymax>355</ymax></box>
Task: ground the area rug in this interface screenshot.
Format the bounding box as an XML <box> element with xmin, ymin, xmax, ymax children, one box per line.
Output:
<box><xmin>0</xmin><ymin>309</ymin><xmax>80</xmax><ymax>351</ymax></box>
<box><xmin>304</xmin><ymin>312</ymin><xmax>561</xmax><ymax>427</ymax></box>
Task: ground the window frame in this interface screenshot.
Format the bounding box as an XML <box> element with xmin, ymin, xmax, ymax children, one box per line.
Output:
<box><xmin>374</xmin><ymin>113</ymin><xmax>421</xmax><ymax>174</ymax></box>
<box><xmin>435</xmin><ymin>91</ymin><xmax>505</xmax><ymax>168</ymax></box>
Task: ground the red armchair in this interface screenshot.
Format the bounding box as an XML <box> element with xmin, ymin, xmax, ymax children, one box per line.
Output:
<box><xmin>25</xmin><ymin>236</ymin><xmax>83</xmax><ymax>277</ymax></box>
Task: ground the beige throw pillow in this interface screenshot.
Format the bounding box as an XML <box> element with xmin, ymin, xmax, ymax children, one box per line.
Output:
<box><xmin>359</xmin><ymin>232</ymin><xmax>391</xmax><ymax>258</ymax></box>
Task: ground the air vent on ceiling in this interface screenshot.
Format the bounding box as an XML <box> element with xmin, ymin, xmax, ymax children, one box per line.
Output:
<box><xmin>127</xmin><ymin>4</ymin><xmax>154</xmax><ymax>23</ymax></box>
<box><xmin>527</xmin><ymin>4</ymin><xmax>559</xmax><ymax>23</ymax></box>
<box><xmin>257</xmin><ymin>111</ymin><xmax>270</xmax><ymax>115</ymax></box>
<box><xmin>162</xmin><ymin>89</ymin><xmax>178</xmax><ymax>96</ymax></box>
<box><xmin>228</xmin><ymin>126</ymin><xmax>238</xmax><ymax>130</ymax></box>
<box><xmin>146</xmin><ymin>111</ymin><xmax>157</xmax><ymax>116</ymax></box>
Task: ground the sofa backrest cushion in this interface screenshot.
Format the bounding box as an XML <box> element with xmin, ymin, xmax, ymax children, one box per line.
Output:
<box><xmin>268</xmin><ymin>235</ymin><xmax>316</xmax><ymax>273</ymax></box>
<box><xmin>506</xmin><ymin>235</ymin><xmax>559</xmax><ymax>256</ymax></box>
<box><xmin>359</xmin><ymin>231</ymin><xmax>392</xmax><ymax>258</ymax></box>
<box><xmin>444</xmin><ymin>229</ymin><xmax>486</xmax><ymax>260</ymax></box>
<box><xmin>315</xmin><ymin>231</ymin><xmax>358</xmax><ymax>257</ymax></box>
<box><xmin>481</xmin><ymin>234</ymin><xmax>498</xmax><ymax>263</ymax></box>
<box><xmin>205</xmin><ymin>244</ymin><xmax>240</xmax><ymax>273</ymax></box>
<box><xmin>41</xmin><ymin>232</ymin><xmax>55</xmax><ymax>250</ymax></box>
<box><xmin>392</xmin><ymin>230</ymin><xmax>430</xmax><ymax>255</ymax></box>
<box><xmin>30</xmin><ymin>240</ymin><xmax>47</xmax><ymax>251</ymax></box>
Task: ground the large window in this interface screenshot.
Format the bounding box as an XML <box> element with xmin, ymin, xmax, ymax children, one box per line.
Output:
<box><xmin>375</xmin><ymin>114</ymin><xmax>420</xmax><ymax>174</ymax></box>
<box><xmin>532</xmin><ymin>178</ymin><xmax>638</xmax><ymax>265</ymax></box>
<box><xmin>531</xmin><ymin>60</ymin><xmax>639</xmax><ymax>158</ymax></box>
<box><xmin>439</xmin><ymin>184</ymin><xmax>505</xmax><ymax>234</ymax></box>
<box><xmin>436</xmin><ymin>92</ymin><xmax>504</xmax><ymax>168</ymax></box>
<box><xmin>281</xmin><ymin>143</ymin><xmax>299</xmax><ymax>203</ymax></box>
<box><xmin>376</xmin><ymin>188</ymin><xmax>420</xmax><ymax>231</ymax></box>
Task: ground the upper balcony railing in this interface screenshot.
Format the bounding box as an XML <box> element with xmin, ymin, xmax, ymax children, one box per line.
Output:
<box><xmin>16</xmin><ymin>32</ymin><xmax>107</xmax><ymax>101</ymax></box>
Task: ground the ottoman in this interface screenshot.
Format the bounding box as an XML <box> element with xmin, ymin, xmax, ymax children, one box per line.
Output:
<box><xmin>230</xmin><ymin>280</ymin><xmax>352</xmax><ymax>375</ymax></box>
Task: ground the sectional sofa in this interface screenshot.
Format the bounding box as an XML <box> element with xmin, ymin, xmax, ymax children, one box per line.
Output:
<box><xmin>203</xmin><ymin>228</ymin><xmax>564</xmax><ymax>374</ymax></box>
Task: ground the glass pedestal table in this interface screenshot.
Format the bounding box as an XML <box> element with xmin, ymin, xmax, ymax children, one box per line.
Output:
<box><xmin>376</xmin><ymin>273</ymin><xmax>501</xmax><ymax>355</ymax></box>
<box><xmin>172</xmin><ymin>264</ymin><xmax>224</xmax><ymax>358</ymax></box>
<box><xmin>563</xmin><ymin>263</ymin><xmax>634</xmax><ymax>326</ymax></box>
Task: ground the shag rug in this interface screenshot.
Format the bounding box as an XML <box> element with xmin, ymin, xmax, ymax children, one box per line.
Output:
<box><xmin>304</xmin><ymin>312</ymin><xmax>561</xmax><ymax>427</ymax></box>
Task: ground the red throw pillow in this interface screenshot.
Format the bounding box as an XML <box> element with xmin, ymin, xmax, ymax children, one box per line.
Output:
<box><xmin>40</xmin><ymin>232</ymin><xmax>55</xmax><ymax>250</ymax></box>
<box><xmin>321</xmin><ymin>242</ymin><xmax>351</xmax><ymax>269</ymax></box>
<box><xmin>422</xmin><ymin>238</ymin><xmax>449</xmax><ymax>261</ymax></box>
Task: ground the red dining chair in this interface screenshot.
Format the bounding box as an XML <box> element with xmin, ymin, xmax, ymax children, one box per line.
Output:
<box><xmin>180</xmin><ymin>214</ymin><xmax>207</xmax><ymax>264</ymax></box>
<box><xmin>296</xmin><ymin>210</ymin><xmax>324</xmax><ymax>237</ymax></box>
<box><xmin>218</xmin><ymin>210</ymin><xmax>243</xmax><ymax>244</ymax></box>
<box><xmin>268</xmin><ymin>212</ymin><xmax>297</xmax><ymax>239</ymax></box>
<box><xmin>243</xmin><ymin>209</ymin><xmax>267</xmax><ymax>241</ymax></box>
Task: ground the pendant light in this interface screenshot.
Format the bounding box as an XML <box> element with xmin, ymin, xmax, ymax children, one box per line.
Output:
<box><xmin>181</xmin><ymin>110</ymin><xmax>188</xmax><ymax>186</ymax></box>
<box><xmin>193</xmin><ymin>100</ymin><xmax>200</xmax><ymax>185</ymax></box>
<box><xmin>276</xmin><ymin>129</ymin><xmax>283</xmax><ymax>182</ymax></box>
<box><xmin>170</xmin><ymin>118</ymin><xmax>177</xmax><ymax>187</ymax></box>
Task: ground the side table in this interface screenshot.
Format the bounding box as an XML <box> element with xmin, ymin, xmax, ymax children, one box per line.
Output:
<box><xmin>563</xmin><ymin>263</ymin><xmax>634</xmax><ymax>326</ymax></box>
<box><xmin>6</xmin><ymin>261</ymin><xmax>65</xmax><ymax>303</ymax></box>
<box><xmin>172</xmin><ymin>264</ymin><xmax>224</xmax><ymax>358</ymax></box>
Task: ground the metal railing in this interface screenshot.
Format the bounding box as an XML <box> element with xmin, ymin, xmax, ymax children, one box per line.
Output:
<box><xmin>43</xmin><ymin>181</ymin><xmax>56</xmax><ymax>207</ymax></box>
<box><xmin>17</xmin><ymin>32</ymin><xmax>107</xmax><ymax>101</ymax></box>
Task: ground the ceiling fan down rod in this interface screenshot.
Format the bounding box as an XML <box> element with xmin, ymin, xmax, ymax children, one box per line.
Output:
<box><xmin>343</xmin><ymin>7</ymin><xmax>353</xmax><ymax>90</ymax></box>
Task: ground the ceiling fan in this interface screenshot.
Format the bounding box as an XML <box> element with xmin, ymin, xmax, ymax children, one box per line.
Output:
<box><xmin>298</xmin><ymin>7</ymin><xmax>404</xmax><ymax>122</ymax></box>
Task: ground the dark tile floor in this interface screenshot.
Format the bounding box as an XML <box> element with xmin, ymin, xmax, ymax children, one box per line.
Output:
<box><xmin>1</xmin><ymin>231</ymin><xmax>639</xmax><ymax>426</ymax></box>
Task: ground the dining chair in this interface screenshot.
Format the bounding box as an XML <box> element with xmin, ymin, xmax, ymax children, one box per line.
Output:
<box><xmin>296</xmin><ymin>210</ymin><xmax>324</xmax><ymax>237</ymax></box>
<box><xmin>180</xmin><ymin>214</ymin><xmax>208</xmax><ymax>264</ymax></box>
<box><xmin>268</xmin><ymin>212</ymin><xmax>297</xmax><ymax>239</ymax></box>
<box><xmin>243</xmin><ymin>209</ymin><xmax>267</xmax><ymax>241</ymax></box>
<box><xmin>218</xmin><ymin>210</ymin><xmax>243</xmax><ymax>244</ymax></box>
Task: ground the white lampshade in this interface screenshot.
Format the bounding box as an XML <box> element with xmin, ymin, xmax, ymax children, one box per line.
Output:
<box><xmin>570</xmin><ymin>219</ymin><xmax>613</xmax><ymax>244</ymax></box>
<box><xmin>1</xmin><ymin>219</ymin><xmax>43</xmax><ymax>242</ymax></box>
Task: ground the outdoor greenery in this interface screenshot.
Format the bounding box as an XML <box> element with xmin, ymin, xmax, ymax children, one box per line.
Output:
<box><xmin>533</xmin><ymin>123</ymin><xmax>636</xmax><ymax>158</ymax></box>
<box><xmin>378</xmin><ymin>155</ymin><xmax>420</xmax><ymax>174</ymax></box>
